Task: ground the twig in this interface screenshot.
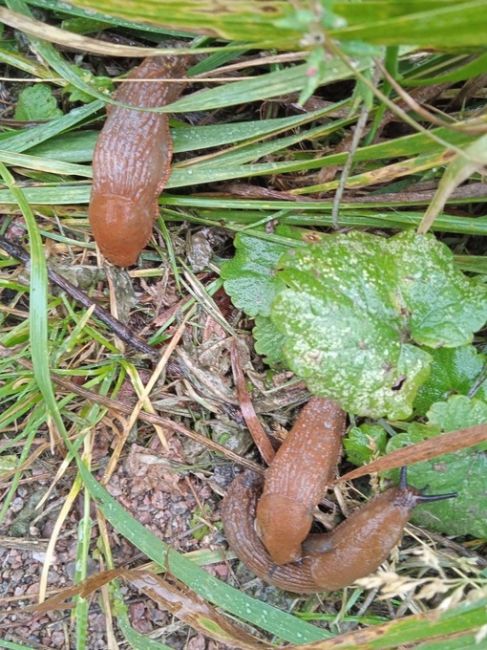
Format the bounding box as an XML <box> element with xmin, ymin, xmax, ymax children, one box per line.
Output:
<box><xmin>0</xmin><ymin>234</ymin><xmax>158</xmax><ymax>358</ymax></box>
<box><xmin>231</xmin><ymin>341</ymin><xmax>275</xmax><ymax>465</ymax></box>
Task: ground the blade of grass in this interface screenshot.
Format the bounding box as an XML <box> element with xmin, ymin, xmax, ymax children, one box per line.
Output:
<box><xmin>0</xmin><ymin>150</ymin><xmax>92</xmax><ymax>177</ymax></box>
<box><xmin>166</xmin><ymin>60</ymin><xmax>358</xmax><ymax>113</ymax></box>
<box><xmin>295</xmin><ymin>596</ymin><xmax>487</xmax><ymax>649</ymax></box>
<box><xmin>0</xmin><ymin>100</ymin><xmax>103</xmax><ymax>153</ymax></box>
<box><xmin>112</xmin><ymin>585</ymin><xmax>174</xmax><ymax>650</ymax></box>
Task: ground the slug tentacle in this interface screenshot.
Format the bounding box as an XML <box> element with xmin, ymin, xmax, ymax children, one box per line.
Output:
<box><xmin>399</xmin><ymin>465</ymin><xmax>457</xmax><ymax>505</ymax></box>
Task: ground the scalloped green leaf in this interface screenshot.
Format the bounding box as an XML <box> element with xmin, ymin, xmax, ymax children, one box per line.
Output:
<box><xmin>414</xmin><ymin>345</ymin><xmax>487</xmax><ymax>415</ymax></box>
<box><xmin>271</xmin><ymin>232</ymin><xmax>432</xmax><ymax>418</ymax></box>
<box><xmin>344</xmin><ymin>424</ymin><xmax>388</xmax><ymax>466</ymax></box>
<box><xmin>253</xmin><ymin>316</ymin><xmax>286</xmax><ymax>365</ymax></box>
<box><xmin>221</xmin><ymin>234</ymin><xmax>286</xmax><ymax>318</ymax></box>
<box><xmin>386</xmin><ymin>396</ymin><xmax>487</xmax><ymax>536</ymax></box>
<box><xmin>390</xmin><ymin>231</ymin><xmax>487</xmax><ymax>347</ymax></box>
<box><xmin>427</xmin><ymin>394</ymin><xmax>487</xmax><ymax>439</ymax></box>
<box><xmin>14</xmin><ymin>84</ymin><xmax>62</xmax><ymax>121</ymax></box>
<box><xmin>270</xmin><ymin>231</ymin><xmax>487</xmax><ymax>418</ymax></box>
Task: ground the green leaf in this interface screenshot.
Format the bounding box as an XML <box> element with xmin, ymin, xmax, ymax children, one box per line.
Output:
<box><xmin>63</xmin><ymin>66</ymin><xmax>113</xmax><ymax>103</ymax></box>
<box><xmin>389</xmin><ymin>231</ymin><xmax>487</xmax><ymax>347</ymax></box>
<box><xmin>386</xmin><ymin>395</ymin><xmax>487</xmax><ymax>536</ymax></box>
<box><xmin>221</xmin><ymin>233</ymin><xmax>287</xmax><ymax>318</ymax></box>
<box><xmin>271</xmin><ymin>231</ymin><xmax>432</xmax><ymax>418</ymax></box>
<box><xmin>14</xmin><ymin>84</ymin><xmax>62</xmax><ymax>121</ymax></box>
<box><xmin>414</xmin><ymin>346</ymin><xmax>487</xmax><ymax>415</ymax></box>
<box><xmin>270</xmin><ymin>231</ymin><xmax>487</xmax><ymax>418</ymax></box>
<box><xmin>344</xmin><ymin>424</ymin><xmax>388</xmax><ymax>466</ymax></box>
<box><xmin>253</xmin><ymin>316</ymin><xmax>286</xmax><ymax>365</ymax></box>
<box><xmin>427</xmin><ymin>394</ymin><xmax>487</xmax><ymax>437</ymax></box>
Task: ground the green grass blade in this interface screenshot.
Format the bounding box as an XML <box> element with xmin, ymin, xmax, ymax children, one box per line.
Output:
<box><xmin>26</xmin><ymin>105</ymin><xmax>347</xmax><ymax>162</ymax></box>
<box><xmin>76</xmin><ymin>463</ymin><xmax>330</xmax><ymax>644</ymax></box>
<box><xmin>0</xmin><ymin>100</ymin><xmax>103</xmax><ymax>153</ymax></box>
<box><xmin>113</xmin><ymin>584</ymin><xmax>174</xmax><ymax>650</ymax></box>
<box><xmin>27</xmin><ymin>0</ymin><xmax>194</xmax><ymax>36</ymax></box>
<box><xmin>0</xmin><ymin>149</ymin><xmax>91</xmax><ymax>177</ymax></box>
<box><xmin>167</xmin><ymin>61</ymin><xmax>358</xmax><ymax>113</ymax></box>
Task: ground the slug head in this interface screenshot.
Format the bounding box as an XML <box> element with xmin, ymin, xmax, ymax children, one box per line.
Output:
<box><xmin>89</xmin><ymin>193</ymin><xmax>155</xmax><ymax>266</ymax></box>
<box><xmin>394</xmin><ymin>466</ymin><xmax>457</xmax><ymax>510</ymax></box>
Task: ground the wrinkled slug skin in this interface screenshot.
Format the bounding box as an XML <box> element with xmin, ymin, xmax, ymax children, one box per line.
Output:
<box><xmin>221</xmin><ymin>472</ymin><xmax>319</xmax><ymax>594</ymax></box>
<box><xmin>89</xmin><ymin>56</ymin><xmax>186</xmax><ymax>266</ymax></box>
<box><xmin>256</xmin><ymin>398</ymin><xmax>346</xmax><ymax>564</ymax></box>
<box><xmin>309</xmin><ymin>486</ymin><xmax>418</xmax><ymax>590</ymax></box>
<box><xmin>222</xmin><ymin>476</ymin><xmax>422</xmax><ymax>593</ymax></box>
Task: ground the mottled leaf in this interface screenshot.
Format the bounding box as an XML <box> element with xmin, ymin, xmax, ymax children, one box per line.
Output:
<box><xmin>271</xmin><ymin>231</ymin><xmax>487</xmax><ymax>418</ymax></box>
<box><xmin>414</xmin><ymin>345</ymin><xmax>487</xmax><ymax>415</ymax></box>
<box><xmin>14</xmin><ymin>84</ymin><xmax>62</xmax><ymax>121</ymax></box>
<box><xmin>221</xmin><ymin>234</ymin><xmax>286</xmax><ymax>318</ymax></box>
<box><xmin>344</xmin><ymin>424</ymin><xmax>388</xmax><ymax>466</ymax></box>
<box><xmin>271</xmin><ymin>231</ymin><xmax>432</xmax><ymax>418</ymax></box>
<box><xmin>222</xmin><ymin>230</ymin><xmax>487</xmax><ymax>418</ymax></box>
<box><xmin>386</xmin><ymin>396</ymin><xmax>487</xmax><ymax>536</ymax></box>
<box><xmin>390</xmin><ymin>231</ymin><xmax>487</xmax><ymax>347</ymax></box>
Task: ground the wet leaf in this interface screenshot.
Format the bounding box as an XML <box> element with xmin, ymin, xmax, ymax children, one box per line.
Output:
<box><xmin>344</xmin><ymin>424</ymin><xmax>388</xmax><ymax>466</ymax></box>
<box><xmin>389</xmin><ymin>231</ymin><xmax>487</xmax><ymax>347</ymax></box>
<box><xmin>414</xmin><ymin>345</ymin><xmax>487</xmax><ymax>415</ymax></box>
<box><xmin>272</xmin><ymin>231</ymin><xmax>487</xmax><ymax>418</ymax></box>
<box><xmin>253</xmin><ymin>316</ymin><xmax>285</xmax><ymax>365</ymax></box>
<box><xmin>271</xmin><ymin>231</ymin><xmax>431</xmax><ymax>418</ymax></box>
<box><xmin>223</xmin><ymin>231</ymin><xmax>487</xmax><ymax>418</ymax></box>
<box><xmin>221</xmin><ymin>233</ymin><xmax>287</xmax><ymax>318</ymax></box>
<box><xmin>14</xmin><ymin>84</ymin><xmax>62</xmax><ymax>121</ymax></box>
<box><xmin>386</xmin><ymin>396</ymin><xmax>487</xmax><ymax>536</ymax></box>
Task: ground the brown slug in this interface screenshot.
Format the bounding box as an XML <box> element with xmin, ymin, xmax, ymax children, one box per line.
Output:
<box><xmin>89</xmin><ymin>56</ymin><xmax>186</xmax><ymax>266</ymax></box>
<box><xmin>221</xmin><ymin>468</ymin><xmax>456</xmax><ymax>594</ymax></box>
<box><xmin>221</xmin><ymin>472</ymin><xmax>319</xmax><ymax>594</ymax></box>
<box><xmin>256</xmin><ymin>397</ymin><xmax>346</xmax><ymax>564</ymax></box>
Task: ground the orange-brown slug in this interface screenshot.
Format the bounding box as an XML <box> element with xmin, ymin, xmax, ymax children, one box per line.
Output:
<box><xmin>222</xmin><ymin>468</ymin><xmax>456</xmax><ymax>594</ymax></box>
<box><xmin>256</xmin><ymin>397</ymin><xmax>346</xmax><ymax>564</ymax></box>
<box><xmin>89</xmin><ymin>56</ymin><xmax>186</xmax><ymax>266</ymax></box>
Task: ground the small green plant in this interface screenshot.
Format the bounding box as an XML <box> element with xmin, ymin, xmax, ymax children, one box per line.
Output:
<box><xmin>14</xmin><ymin>84</ymin><xmax>62</xmax><ymax>121</ymax></box>
<box><xmin>222</xmin><ymin>229</ymin><xmax>487</xmax><ymax>419</ymax></box>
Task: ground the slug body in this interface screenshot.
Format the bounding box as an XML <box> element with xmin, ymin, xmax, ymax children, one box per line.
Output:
<box><xmin>306</xmin><ymin>485</ymin><xmax>419</xmax><ymax>590</ymax></box>
<box><xmin>222</xmin><ymin>469</ymin><xmax>455</xmax><ymax>594</ymax></box>
<box><xmin>89</xmin><ymin>56</ymin><xmax>186</xmax><ymax>266</ymax></box>
<box><xmin>256</xmin><ymin>398</ymin><xmax>346</xmax><ymax>564</ymax></box>
<box><xmin>221</xmin><ymin>472</ymin><xmax>319</xmax><ymax>594</ymax></box>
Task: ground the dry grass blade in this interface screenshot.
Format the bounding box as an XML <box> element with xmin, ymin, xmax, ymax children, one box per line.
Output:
<box><xmin>336</xmin><ymin>424</ymin><xmax>487</xmax><ymax>483</ymax></box>
<box><xmin>29</xmin><ymin>567</ymin><xmax>271</xmax><ymax>649</ymax></box>
<box><xmin>0</xmin><ymin>6</ymin><xmax>194</xmax><ymax>57</ymax></box>
<box><xmin>129</xmin><ymin>571</ymin><xmax>269</xmax><ymax>649</ymax></box>
<box><xmin>231</xmin><ymin>341</ymin><xmax>275</xmax><ymax>465</ymax></box>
